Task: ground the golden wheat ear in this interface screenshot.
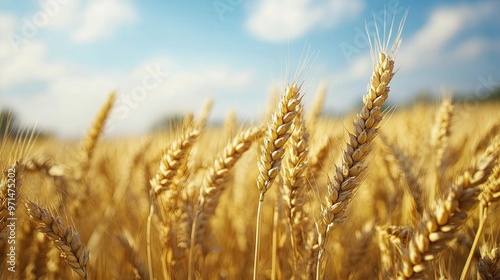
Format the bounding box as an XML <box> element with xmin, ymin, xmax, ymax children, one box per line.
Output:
<box><xmin>281</xmin><ymin>102</ymin><xmax>311</xmax><ymax>276</ymax></box>
<box><xmin>25</xmin><ymin>201</ymin><xmax>90</xmax><ymax>279</ymax></box>
<box><xmin>430</xmin><ymin>94</ymin><xmax>454</xmax><ymax>202</ymax></box>
<box><xmin>147</xmin><ymin>127</ymin><xmax>201</xmax><ymax>279</ymax></box>
<box><xmin>477</xmin><ymin>245</ymin><xmax>500</xmax><ymax>280</ymax></box>
<box><xmin>399</xmin><ymin>139</ymin><xmax>500</xmax><ymax>279</ymax></box>
<box><xmin>150</xmin><ymin>128</ymin><xmax>201</xmax><ymax>197</ymax></box>
<box><xmin>188</xmin><ymin>125</ymin><xmax>262</xmax><ymax>279</ymax></box>
<box><xmin>78</xmin><ymin>92</ymin><xmax>115</xmax><ymax>179</ymax></box>
<box><xmin>253</xmin><ymin>83</ymin><xmax>302</xmax><ymax>279</ymax></box>
<box><xmin>314</xmin><ymin>11</ymin><xmax>407</xmax><ymax>280</ymax></box>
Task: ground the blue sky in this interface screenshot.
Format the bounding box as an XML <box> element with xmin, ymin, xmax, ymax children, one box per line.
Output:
<box><xmin>1</xmin><ymin>0</ymin><xmax>499</xmax><ymax>138</ymax></box>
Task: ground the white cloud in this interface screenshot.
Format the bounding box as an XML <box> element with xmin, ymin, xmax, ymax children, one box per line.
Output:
<box><xmin>71</xmin><ymin>0</ymin><xmax>137</xmax><ymax>44</ymax></box>
<box><xmin>0</xmin><ymin>8</ymin><xmax>254</xmax><ymax>138</ymax></box>
<box><xmin>0</xmin><ymin>41</ymin><xmax>68</xmax><ymax>88</ymax></box>
<box><xmin>0</xmin><ymin>13</ymin><xmax>68</xmax><ymax>89</ymax></box>
<box><xmin>398</xmin><ymin>2</ymin><xmax>500</xmax><ymax>69</ymax></box>
<box><xmin>0</xmin><ymin>15</ymin><xmax>118</xmax><ymax>137</ymax></box>
<box><xmin>1</xmin><ymin>40</ymin><xmax>119</xmax><ymax>137</ymax></box>
<box><xmin>40</xmin><ymin>0</ymin><xmax>81</xmax><ymax>30</ymax></box>
<box><xmin>325</xmin><ymin>1</ymin><xmax>500</xmax><ymax>110</ymax></box>
<box><xmin>0</xmin><ymin>14</ymin><xmax>17</xmax><ymax>59</ymax></box>
<box><xmin>2</xmin><ymin>47</ymin><xmax>255</xmax><ymax>137</ymax></box>
<box><xmin>246</xmin><ymin>0</ymin><xmax>363</xmax><ymax>42</ymax></box>
<box><xmin>452</xmin><ymin>37</ymin><xmax>500</xmax><ymax>61</ymax></box>
<box><xmin>106</xmin><ymin>61</ymin><xmax>255</xmax><ymax>136</ymax></box>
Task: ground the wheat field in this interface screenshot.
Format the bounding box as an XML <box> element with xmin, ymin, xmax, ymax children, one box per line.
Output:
<box><xmin>2</xmin><ymin>26</ymin><xmax>500</xmax><ymax>280</ymax></box>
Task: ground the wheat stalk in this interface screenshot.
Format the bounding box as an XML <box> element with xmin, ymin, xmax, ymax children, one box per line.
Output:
<box><xmin>474</xmin><ymin>120</ymin><xmax>500</xmax><ymax>155</ymax></box>
<box><xmin>377</xmin><ymin>225</ymin><xmax>413</xmax><ymax>278</ymax></box>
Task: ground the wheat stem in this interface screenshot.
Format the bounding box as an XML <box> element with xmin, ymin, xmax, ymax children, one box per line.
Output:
<box><xmin>253</xmin><ymin>192</ymin><xmax>265</xmax><ymax>280</ymax></box>
<box><xmin>461</xmin><ymin>203</ymin><xmax>487</xmax><ymax>280</ymax></box>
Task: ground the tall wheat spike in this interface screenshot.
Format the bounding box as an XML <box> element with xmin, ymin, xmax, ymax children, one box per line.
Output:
<box><xmin>281</xmin><ymin>102</ymin><xmax>311</xmax><ymax>275</ymax></box>
<box><xmin>254</xmin><ymin>84</ymin><xmax>301</xmax><ymax>279</ymax></box>
<box><xmin>430</xmin><ymin>95</ymin><xmax>454</xmax><ymax>201</ymax></box>
<box><xmin>80</xmin><ymin>92</ymin><xmax>116</xmax><ymax>174</ymax></box>
<box><xmin>147</xmin><ymin>128</ymin><xmax>201</xmax><ymax>280</ymax></box>
<box><xmin>315</xmin><ymin>14</ymin><xmax>405</xmax><ymax>279</ymax></box>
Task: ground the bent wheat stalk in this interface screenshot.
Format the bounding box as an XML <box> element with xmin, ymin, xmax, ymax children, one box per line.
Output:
<box><xmin>188</xmin><ymin>126</ymin><xmax>261</xmax><ymax>279</ymax></box>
